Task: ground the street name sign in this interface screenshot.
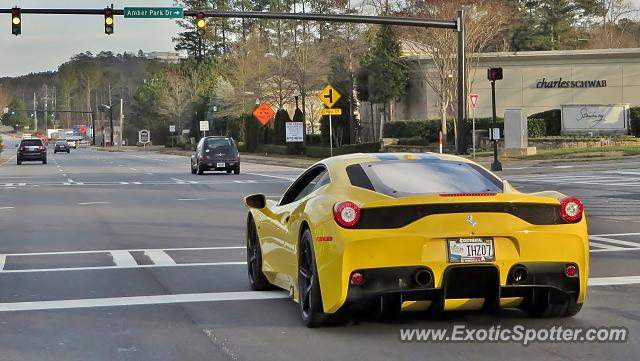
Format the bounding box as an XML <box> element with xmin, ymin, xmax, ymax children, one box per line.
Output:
<box><xmin>199</xmin><ymin>121</ymin><xmax>210</xmax><ymax>132</ymax></box>
<box><xmin>124</xmin><ymin>7</ymin><xmax>184</xmax><ymax>19</ymax></box>
<box><xmin>319</xmin><ymin>108</ymin><xmax>342</xmax><ymax>116</ymax></box>
<box><xmin>319</xmin><ymin>84</ymin><xmax>341</xmax><ymax>108</ymax></box>
<box><xmin>285</xmin><ymin>122</ymin><xmax>304</xmax><ymax>142</ymax></box>
<box><xmin>169</xmin><ymin>125</ymin><xmax>176</xmax><ymax>133</ymax></box>
<box><xmin>253</xmin><ymin>103</ymin><xmax>276</xmax><ymax>126</ymax></box>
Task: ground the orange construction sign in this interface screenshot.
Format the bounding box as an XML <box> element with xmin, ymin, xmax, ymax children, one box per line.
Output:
<box><xmin>253</xmin><ymin>103</ymin><xmax>275</xmax><ymax>126</ymax></box>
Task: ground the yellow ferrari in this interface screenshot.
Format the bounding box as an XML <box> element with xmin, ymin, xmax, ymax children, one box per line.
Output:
<box><xmin>243</xmin><ymin>153</ymin><xmax>588</xmax><ymax>327</ymax></box>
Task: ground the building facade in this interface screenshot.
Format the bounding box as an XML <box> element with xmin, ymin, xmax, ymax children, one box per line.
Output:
<box><xmin>360</xmin><ymin>48</ymin><xmax>640</xmax><ymax>140</ymax></box>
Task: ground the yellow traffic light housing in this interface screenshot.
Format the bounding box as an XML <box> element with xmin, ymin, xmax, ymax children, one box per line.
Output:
<box><xmin>104</xmin><ymin>7</ymin><xmax>114</xmax><ymax>35</ymax></box>
<box><xmin>11</xmin><ymin>7</ymin><xmax>21</xmax><ymax>35</ymax></box>
<box><xmin>196</xmin><ymin>12</ymin><xmax>206</xmax><ymax>36</ymax></box>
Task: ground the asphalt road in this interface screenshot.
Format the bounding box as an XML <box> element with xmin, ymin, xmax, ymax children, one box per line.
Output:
<box><xmin>0</xmin><ymin>138</ymin><xmax>639</xmax><ymax>361</ymax></box>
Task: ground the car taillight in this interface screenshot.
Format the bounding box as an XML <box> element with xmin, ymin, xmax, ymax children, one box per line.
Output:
<box><xmin>560</xmin><ymin>197</ymin><xmax>583</xmax><ymax>223</ymax></box>
<box><xmin>18</xmin><ymin>146</ymin><xmax>24</xmax><ymax>151</ymax></box>
<box><xmin>565</xmin><ymin>264</ymin><xmax>578</xmax><ymax>278</ymax></box>
<box><xmin>236</xmin><ymin>153</ymin><xmax>240</xmax><ymax>161</ymax></box>
<box><xmin>38</xmin><ymin>146</ymin><xmax>45</xmax><ymax>151</ymax></box>
<box><xmin>333</xmin><ymin>201</ymin><xmax>361</xmax><ymax>228</ymax></box>
<box><xmin>197</xmin><ymin>155</ymin><xmax>204</xmax><ymax>160</ymax></box>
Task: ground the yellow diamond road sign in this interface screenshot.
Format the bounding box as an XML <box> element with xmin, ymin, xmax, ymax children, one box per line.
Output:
<box><xmin>319</xmin><ymin>84</ymin><xmax>341</xmax><ymax>108</ymax></box>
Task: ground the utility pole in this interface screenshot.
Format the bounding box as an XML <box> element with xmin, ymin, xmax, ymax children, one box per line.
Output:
<box><xmin>33</xmin><ymin>92</ymin><xmax>37</xmax><ymax>132</ymax></box>
<box><xmin>119</xmin><ymin>98</ymin><xmax>123</xmax><ymax>148</ymax></box>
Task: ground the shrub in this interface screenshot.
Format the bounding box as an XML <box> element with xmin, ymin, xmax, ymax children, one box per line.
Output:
<box><xmin>304</xmin><ymin>142</ymin><xmax>380</xmax><ymax>158</ymax></box>
<box><xmin>397</xmin><ymin>137</ymin><xmax>432</xmax><ymax>146</ymax></box>
<box><xmin>630</xmin><ymin>107</ymin><xmax>640</xmax><ymax>137</ymax></box>
<box><xmin>528</xmin><ymin>109</ymin><xmax>561</xmax><ymax>136</ymax></box>
<box><xmin>256</xmin><ymin>144</ymin><xmax>288</xmax><ymax>155</ymax></box>
<box><xmin>527</xmin><ymin>119</ymin><xmax>546</xmax><ymax>138</ymax></box>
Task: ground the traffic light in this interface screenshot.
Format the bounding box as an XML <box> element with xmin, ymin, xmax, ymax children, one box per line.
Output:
<box><xmin>196</xmin><ymin>13</ymin><xmax>206</xmax><ymax>36</ymax></box>
<box><xmin>487</xmin><ymin>67</ymin><xmax>503</xmax><ymax>82</ymax></box>
<box><xmin>104</xmin><ymin>7</ymin><xmax>114</xmax><ymax>35</ymax></box>
<box><xmin>11</xmin><ymin>7</ymin><xmax>21</xmax><ymax>36</ymax></box>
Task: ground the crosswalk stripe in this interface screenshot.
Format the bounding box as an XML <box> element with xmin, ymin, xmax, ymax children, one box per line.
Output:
<box><xmin>589</xmin><ymin>241</ymin><xmax>626</xmax><ymax>251</ymax></box>
<box><xmin>144</xmin><ymin>250</ymin><xmax>176</xmax><ymax>266</ymax></box>
<box><xmin>590</xmin><ymin>235</ymin><xmax>640</xmax><ymax>248</ymax></box>
<box><xmin>110</xmin><ymin>250</ymin><xmax>138</xmax><ymax>267</ymax></box>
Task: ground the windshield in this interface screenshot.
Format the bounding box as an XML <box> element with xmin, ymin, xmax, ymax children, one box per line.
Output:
<box><xmin>347</xmin><ymin>160</ymin><xmax>503</xmax><ymax>197</ymax></box>
<box><xmin>20</xmin><ymin>139</ymin><xmax>42</xmax><ymax>146</ymax></box>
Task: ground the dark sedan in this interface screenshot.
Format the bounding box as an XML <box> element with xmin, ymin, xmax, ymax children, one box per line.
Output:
<box><xmin>16</xmin><ymin>138</ymin><xmax>47</xmax><ymax>165</ymax></box>
<box><xmin>54</xmin><ymin>140</ymin><xmax>70</xmax><ymax>154</ymax></box>
<box><xmin>191</xmin><ymin>136</ymin><xmax>240</xmax><ymax>175</ymax></box>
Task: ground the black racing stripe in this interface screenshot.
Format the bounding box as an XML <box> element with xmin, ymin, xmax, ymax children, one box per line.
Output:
<box><xmin>351</xmin><ymin>203</ymin><xmax>565</xmax><ymax>229</ymax></box>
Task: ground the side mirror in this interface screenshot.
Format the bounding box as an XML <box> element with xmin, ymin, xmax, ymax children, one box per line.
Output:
<box><xmin>244</xmin><ymin>194</ymin><xmax>266</xmax><ymax>209</ymax></box>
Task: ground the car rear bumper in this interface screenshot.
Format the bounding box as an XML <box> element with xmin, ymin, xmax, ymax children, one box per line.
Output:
<box><xmin>202</xmin><ymin>161</ymin><xmax>239</xmax><ymax>170</ymax></box>
<box><xmin>18</xmin><ymin>153</ymin><xmax>46</xmax><ymax>160</ymax></box>
<box><xmin>342</xmin><ymin>263</ymin><xmax>581</xmax><ymax>312</ymax></box>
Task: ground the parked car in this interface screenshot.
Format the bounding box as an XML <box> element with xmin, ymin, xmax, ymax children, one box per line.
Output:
<box><xmin>54</xmin><ymin>140</ymin><xmax>70</xmax><ymax>154</ymax></box>
<box><xmin>16</xmin><ymin>138</ymin><xmax>47</xmax><ymax>165</ymax></box>
<box><xmin>190</xmin><ymin>136</ymin><xmax>240</xmax><ymax>175</ymax></box>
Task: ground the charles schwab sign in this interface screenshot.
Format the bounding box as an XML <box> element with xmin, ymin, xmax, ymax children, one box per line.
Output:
<box><xmin>536</xmin><ymin>78</ymin><xmax>607</xmax><ymax>89</ymax></box>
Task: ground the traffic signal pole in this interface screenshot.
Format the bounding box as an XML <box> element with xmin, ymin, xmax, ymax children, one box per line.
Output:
<box><xmin>2</xmin><ymin>8</ymin><xmax>467</xmax><ymax>154</ymax></box>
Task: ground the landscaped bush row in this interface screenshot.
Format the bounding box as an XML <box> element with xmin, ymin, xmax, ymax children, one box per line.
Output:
<box><xmin>631</xmin><ymin>107</ymin><xmax>640</xmax><ymax>137</ymax></box>
<box><xmin>528</xmin><ymin>109</ymin><xmax>561</xmax><ymax>136</ymax></box>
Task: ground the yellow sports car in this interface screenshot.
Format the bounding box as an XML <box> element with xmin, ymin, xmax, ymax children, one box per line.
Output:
<box><xmin>243</xmin><ymin>153</ymin><xmax>588</xmax><ymax>327</ymax></box>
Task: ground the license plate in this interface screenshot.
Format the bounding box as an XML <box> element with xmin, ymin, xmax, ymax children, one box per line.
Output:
<box><xmin>216</xmin><ymin>162</ymin><xmax>225</xmax><ymax>168</ymax></box>
<box><xmin>447</xmin><ymin>237</ymin><xmax>495</xmax><ymax>263</ymax></box>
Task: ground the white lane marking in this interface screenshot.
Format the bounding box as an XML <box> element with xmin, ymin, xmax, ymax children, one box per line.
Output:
<box><xmin>1</xmin><ymin>246</ymin><xmax>244</xmax><ymax>257</ymax></box>
<box><xmin>503</xmin><ymin>167</ymin><xmax>528</xmax><ymax>170</ymax></box>
<box><xmin>553</xmin><ymin>165</ymin><xmax>574</xmax><ymax>169</ymax></box>
<box><xmin>67</xmin><ymin>179</ymin><xmax>74</xmax><ymax>183</ymax></box>
<box><xmin>0</xmin><ymin>207</ymin><xmax>15</xmax><ymax>210</ymax></box>
<box><xmin>75</xmin><ymin>182</ymin><xmax>84</xmax><ymax>185</ymax></box>
<box><xmin>0</xmin><ymin>262</ymin><xmax>246</xmax><ymax>274</ymax></box>
<box><xmin>589</xmin><ymin>241</ymin><xmax>625</xmax><ymax>251</ymax></box>
<box><xmin>120</xmin><ymin>182</ymin><xmax>129</xmax><ymax>185</ymax></box>
<box><xmin>144</xmin><ymin>250</ymin><xmax>176</xmax><ymax>266</ymax></box>
<box><xmin>110</xmin><ymin>250</ymin><xmax>138</xmax><ymax>267</ymax></box>
<box><xmin>0</xmin><ymin>255</ymin><xmax>5</xmax><ymax>270</ymax></box>
<box><xmin>589</xmin><ymin>276</ymin><xmax>640</xmax><ymax>286</ymax></box>
<box><xmin>0</xmin><ymin>291</ymin><xmax>287</xmax><ymax>312</ymax></box>
<box><xmin>133</xmin><ymin>182</ymin><xmax>142</xmax><ymax>185</ymax></box>
<box><xmin>592</xmin><ymin>232</ymin><xmax>640</xmax><ymax>237</ymax></box>
<box><xmin>590</xmin><ymin>235</ymin><xmax>640</xmax><ymax>248</ymax></box>
<box><xmin>147</xmin><ymin>173</ymin><xmax>154</xmax><ymax>175</ymax></box>
<box><xmin>245</xmin><ymin>172</ymin><xmax>296</xmax><ymax>181</ymax></box>
<box><xmin>77</xmin><ymin>202</ymin><xmax>110</xmax><ymax>205</ymax></box>
<box><xmin>130</xmin><ymin>168</ymin><xmax>137</xmax><ymax>171</ymax></box>
<box><xmin>62</xmin><ymin>174</ymin><xmax>67</xmax><ymax>176</ymax></box>
<box><xmin>177</xmin><ymin>198</ymin><xmax>206</xmax><ymax>201</ymax></box>
<box><xmin>17</xmin><ymin>183</ymin><xmax>25</xmax><ymax>186</ymax></box>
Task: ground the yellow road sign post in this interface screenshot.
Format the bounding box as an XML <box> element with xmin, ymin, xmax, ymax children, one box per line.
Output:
<box><xmin>319</xmin><ymin>85</ymin><xmax>343</xmax><ymax>157</ymax></box>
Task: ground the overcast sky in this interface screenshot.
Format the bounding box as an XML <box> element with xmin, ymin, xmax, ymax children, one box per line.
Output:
<box><xmin>1</xmin><ymin>0</ymin><xmax>640</xmax><ymax>77</ymax></box>
<box><xmin>1</xmin><ymin>0</ymin><xmax>181</xmax><ymax>77</ymax></box>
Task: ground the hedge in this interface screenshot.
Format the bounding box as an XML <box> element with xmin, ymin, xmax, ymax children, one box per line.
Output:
<box><xmin>527</xmin><ymin>119</ymin><xmax>546</xmax><ymax>138</ymax></box>
<box><xmin>304</xmin><ymin>142</ymin><xmax>380</xmax><ymax>158</ymax></box>
<box><xmin>528</xmin><ymin>109</ymin><xmax>561</xmax><ymax>136</ymax></box>
<box><xmin>631</xmin><ymin>107</ymin><xmax>640</xmax><ymax>137</ymax></box>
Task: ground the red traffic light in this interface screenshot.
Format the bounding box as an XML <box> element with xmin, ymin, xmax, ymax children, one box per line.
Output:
<box><xmin>11</xmin><ymin>7</ymin><xmax>21</xmax><ymax>36</ymax></box>
<box><xmin>104</xmin><ymin>7</ymin><xmax>114</xmax><ymax>35</ymax></box>
<box><xmin>487</xmin><ymin>67</ymin><xmax>503</xmax><ymax>81</ymax></box>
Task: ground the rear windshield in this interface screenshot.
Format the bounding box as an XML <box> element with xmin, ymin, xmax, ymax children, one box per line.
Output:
<box><xmin>347</xmin><ymin>160</ymin><xmax>503</xmax><ymax>198</ymax></box>
<box><xmin>21</xmin><ymin>139</ymin><xmax>43</xmax><ymax>146</ymax></box>
<box><xmin>56</xmin><ymin>141</ymin><xmax>67</xmax><ymax>145</ymax></box>
<box><xmin>204</xmin><ymin>138</ymin><xmax>235</xmax><ymax>150</ymax></box>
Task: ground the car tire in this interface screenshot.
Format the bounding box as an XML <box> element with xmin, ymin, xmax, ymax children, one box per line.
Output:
<box><xmin>197</xmin><ymin>162</ymin><xmax>204</xmax><ymax>175</ymax></box>
<box><xmin>191</xmin><ymin>163</ymin><xmax>197</xmax><ymax>174</ymax></box>
<box><xmin>247</xmin><ymin>216</ymin><xmax>274</xmax><ymax>291</ymax></box>
<box><xmin>42</xmin><ymin>158</ymin><xmax>47</xmax><ymax>165</ymax></box>
<box><xmin>54</xmin><ymin>151</ymin><xmax>57</xmax><ymax>154</ymax></box>
<box><xmin>67</xmin><ymin>150</ymin><xmax>70</xmax><ymax>154</ymax></box>
<box><xmin>234</xmin><ymin>164</ymin><xmax>240</xmax><ymax>175</ymax></box>
<box><xmin>226</xmin><ymin>169</ymin><xmax>232</xmax><ymax>174</ymax></box>
<box><xmin>16</xmin><ymin>159</ymin><xmax>21</xmax><ymax>165</ymax></box>
<box><xmin>524</xmin><ymin>290</ymin><xmax>582</xmax><ymax>318</ymax></box>
<box><xmin>298</xmin><ymin>229</ymin><xmax>332</xmax><ymax>328</ymax></box>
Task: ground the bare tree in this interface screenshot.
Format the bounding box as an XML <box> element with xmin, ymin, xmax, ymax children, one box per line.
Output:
<box><xmin>589</xmin><ymin>0</ymin><xmax>639</xmax><ymax>48</ymax></box>
<box><xmin>400</xmin><ymin>0</ymin><xmax>514</xmax><ymax>147</ymax></box>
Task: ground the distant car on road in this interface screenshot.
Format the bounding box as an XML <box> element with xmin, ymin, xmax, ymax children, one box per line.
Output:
<box><xmin>190</xmin><ymin>136</ymin><xmax>240</xmax><ymax>175</ymax></box>
<box><xmin>54</xmin><ymin>140</ymin><xmax>70</xmax><ymax>154</ymax></box>
<box><xmin>243</xmin><ymin>153</ymin><xmax>588</xmax><ymax>327</ymax></box>
<box><xmin>66</xmin><ymin>139</ymin><xmax>77</xmax><ymax>149</ymax></box>
<box><xmin>16</xmin><ymin>138</ymin><xmax>47</xmax><ymax>165</ymax></box>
